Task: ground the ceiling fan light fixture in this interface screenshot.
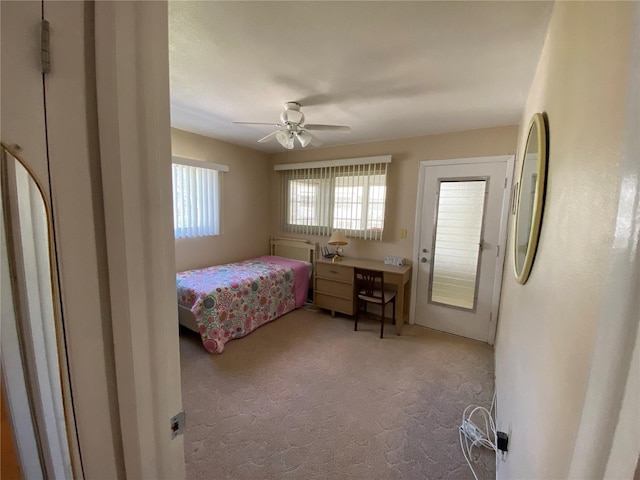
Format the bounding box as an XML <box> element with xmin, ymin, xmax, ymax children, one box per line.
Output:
<box><xmin>296</xmin><ymin>130</ymin><xmax>312</xmax><ymax>147</ymax></box>
<box><xmin>233</xmin><ymin>102</ymin><xmax>350</xmax><ymax>150</ymax></box>
<box><xmin>276</xmin><ymin>130</ymin><xmax>291</xmax><ymax>148</ymax></box>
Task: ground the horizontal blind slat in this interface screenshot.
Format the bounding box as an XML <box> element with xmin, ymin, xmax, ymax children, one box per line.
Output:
<box><xmin>279</xmin><ymin>161</ymin><xmax>387</xmax><ymax>241</ymax></box>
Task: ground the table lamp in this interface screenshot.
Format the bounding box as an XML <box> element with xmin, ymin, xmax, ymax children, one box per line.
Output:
<box><xmin>328</xmin><ymin>231</ymin><xmax>349</xmax><ymax>262</ymax></box>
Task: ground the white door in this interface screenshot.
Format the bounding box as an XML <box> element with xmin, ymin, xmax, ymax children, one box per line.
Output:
<box><xmin>1</xmin><ymin>1</ymin><xmax>74</xmax><ymax>478</ymax></box>
<box><xmin>413</xmin><ymin>157</ymin><xmax>512</xmax><ymax>343</ymax></box>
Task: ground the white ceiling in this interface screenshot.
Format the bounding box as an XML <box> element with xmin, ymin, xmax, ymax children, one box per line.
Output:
<box><xmin>169</xmin><ymin>1</ymin><xmax>553</xmax><ymax>153</ymax></box>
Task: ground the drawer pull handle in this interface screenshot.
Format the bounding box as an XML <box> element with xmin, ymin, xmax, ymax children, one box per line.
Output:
<box><xmin>329</xmin><ymin>270</ymin><xmax>339</xmax><ymax>274</ymax></box>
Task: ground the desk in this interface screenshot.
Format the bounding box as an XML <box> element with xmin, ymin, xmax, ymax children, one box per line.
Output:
<box><xmin>314</xmin><ymin>257</ymin><xmax>412</xmax><ymax>334</ymax></box>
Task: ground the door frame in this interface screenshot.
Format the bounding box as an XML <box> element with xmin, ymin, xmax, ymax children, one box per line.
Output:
<box><xmin>94</xmin><ymin>2</ymin><xmax>185</xmax><ymax>478</ymax></box>
<box><xmin>410</xmin><ymin>155</ymin><xmax>515</xmax><ymax>345</ymax></box>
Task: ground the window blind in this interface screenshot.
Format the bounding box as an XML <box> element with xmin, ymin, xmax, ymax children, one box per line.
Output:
<box><xmin>277</xmin><ymin>156</ymin><xmax>390</xmax><ymax>241</ymax></box>
<box><xmin>430</xmin><ymin>180</ymin><xmax>487</xmax><ymax>310</ymax></box>
<box><xmin>172</xmin><ymin>161</ymin><xmax>223</xmax><ymax>238</ymax></box>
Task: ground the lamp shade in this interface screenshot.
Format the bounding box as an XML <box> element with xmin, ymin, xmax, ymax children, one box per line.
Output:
<box><xmin>296</xmin><ymin>130</ymin><xmax>312</xmax><ymax>148</ymax></box>
<box><xmin>285</xmin><ymin>136</ymin><xmax>295</xmax><ymax>149</ymax></box>
<box><xmin>328</xmin><ymin>230</ymin><xmax>348</xmax><ymax>245</ymax></box>
<box><xmin>276</xmin><ymin>130</ymin><xmax>295</xmax><ymax>150</ymax></box>
<box><xmin>276</xmin><ymin>130</ymin><xmax>290</xmax><ymax>148</ymax></box>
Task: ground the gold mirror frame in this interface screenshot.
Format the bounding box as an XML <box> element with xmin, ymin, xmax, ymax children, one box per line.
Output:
<box><xmin>513</xmin><ymin>113</ymin><xmax>548</xmax><ymax>284</ymax></box>
<box><xmin>1</xmin><ymin>142</ymin><xmax>78</xmax><ymax>477</ymax></box>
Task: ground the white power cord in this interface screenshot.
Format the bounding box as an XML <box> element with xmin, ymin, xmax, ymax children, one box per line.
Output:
<box><xmin>459</xmin><ymin>393</ymin><xmax>497</xmax><ymax>480</ymax></box>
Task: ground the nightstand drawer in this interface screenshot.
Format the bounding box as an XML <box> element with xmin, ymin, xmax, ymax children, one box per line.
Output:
<box><xmin>316</xmin><ymin>278</ymin><xmax>353</xmax><ymax>300</ymax></box>
<box><xmin>315</xmin><ymin>293</ymin><xmax>354</xmax><ymax>315</ymax></box>
<box><xmin>316</xmin><ymin>262</ymin><xmax>352</xmax><ymax>283</ymax></box>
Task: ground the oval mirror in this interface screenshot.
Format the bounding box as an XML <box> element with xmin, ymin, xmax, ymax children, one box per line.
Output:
<box><xmin>513</xmin><ymin>113</ymin><xmax>548</xmax><ymax>284</ymax></box>
<box><xmin>1</xmin><ymin>143</ymin><xmax>75</xmax><ymax>477</ymax></box>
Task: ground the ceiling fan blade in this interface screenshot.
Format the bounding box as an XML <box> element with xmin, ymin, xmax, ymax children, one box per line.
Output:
<box><xmin>233</xmin><ymin>121</ymin><xmax>282</xmax><ymax>127</ymax></box>
<box><xmin>304</xmin><ymin>124</ymin><xmax>351</xmax><ymax>133</ymax></box>
<box><xmin>258</xmin><ymin>131</ymin><xmax>281</xmax><ymax>143</ymax></box>
<box><xmin>308</xmin><ymin>132</ymin><xmax>324</xmax><ymax>147</ymax></box>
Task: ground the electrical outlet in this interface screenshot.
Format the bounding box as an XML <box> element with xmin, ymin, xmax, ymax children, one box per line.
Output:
<box><xmin>400</xmin><ymin>229</ymin><xmax>407</xmax><ymax>239</ymax></box>
<box><xmin>497</xmin><ymin>431</ymin><xmax>509</xmax><ymax>453</ymax></box>
<box><xmin>170</xmin><ymin>411</ymin><xmax>186</xmax><ymax>439</ymax></box>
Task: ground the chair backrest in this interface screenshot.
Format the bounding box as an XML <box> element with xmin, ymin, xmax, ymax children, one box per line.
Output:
<box><xmin>354</xmin><ymin>268</ymin><xmax>384</xmax><ymax>300</ymax></box>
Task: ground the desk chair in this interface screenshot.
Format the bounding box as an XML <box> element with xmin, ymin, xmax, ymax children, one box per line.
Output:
<box><xmin>354</xmin><ymin>268</ymin><xmax>396</xmax><ymax>338</ymax></box>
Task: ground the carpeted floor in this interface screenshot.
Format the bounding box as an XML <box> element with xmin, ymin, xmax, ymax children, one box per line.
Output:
<box><xmin>180</xmin><ymin>307</ymin><xmax>495</xmax><ymax>480</ymax></box>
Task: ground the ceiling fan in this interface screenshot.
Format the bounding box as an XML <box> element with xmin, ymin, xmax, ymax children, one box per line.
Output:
<box><xmin>233</xmin><ymin>102</ymin><xmax>351</xmax><ymax>149</ymax></box>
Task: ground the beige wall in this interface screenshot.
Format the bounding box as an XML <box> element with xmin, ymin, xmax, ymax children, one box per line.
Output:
<box><xmin>268</xmin><ymin>126</ymin><xmax>518</xmax><ymax>263</ymax></box>
<box><xmin>171</xmin><ymin>128</ymin><xmax>272</xmax><ymax>271</ymax></box>
<box><xmin>495</xmin><ymin>2</ymin><xmax>636</xmax><ymax>478</ymax></box>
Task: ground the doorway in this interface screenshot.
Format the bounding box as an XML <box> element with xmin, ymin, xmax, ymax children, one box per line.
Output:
<box><xmin>411</xmin><ymin>156</ymin><xmax>513</xmax><ymax>343</ymax></box>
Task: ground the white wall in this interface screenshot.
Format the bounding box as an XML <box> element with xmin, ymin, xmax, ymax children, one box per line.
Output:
<box><xmin>495</xmin><ymin>2</ymin><xmax>639</xmax><ymax>478</ymax></box>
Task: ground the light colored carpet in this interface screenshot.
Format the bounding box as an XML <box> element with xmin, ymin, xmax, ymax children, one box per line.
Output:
<box><xmin>180</xmin><ymin>308</ymin><xmax>495</xmax><ymax>480</ymax></box>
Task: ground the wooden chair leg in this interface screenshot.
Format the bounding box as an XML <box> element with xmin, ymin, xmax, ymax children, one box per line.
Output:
<box><xmin>392</xmin><ymin>297</ymin><xmax>396</xmax><ymax>326</ymax></box>
<box><xmin>354</xmin><ymin>299</ymin><xmax>359</xmax><ymax>331</ymax></box>
<box><xmin>380</xmin><ymin>303</ymin><xmax>385</xmax><ymax>338</ymax></box>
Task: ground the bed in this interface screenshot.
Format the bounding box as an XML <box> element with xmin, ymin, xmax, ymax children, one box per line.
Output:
<box><xmin>177</xmin><ymin>238</ymin><xmax>316</xmax><ymax>353</ymax></box>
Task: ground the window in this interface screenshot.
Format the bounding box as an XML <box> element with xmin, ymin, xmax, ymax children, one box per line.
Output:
<box><xmin>276</xmin><ymin>156</ymin><xmax>391</xmax><ymax>241</ymax></box>
<box><xmin>171</xmin><ymin>157</ymin><xmax>228</xmax><ymax>239</ymax></box>
<box><xmin>430</xmin><ymin>180</ymin><xmax>487</xmax><ymax>310</ymax></box>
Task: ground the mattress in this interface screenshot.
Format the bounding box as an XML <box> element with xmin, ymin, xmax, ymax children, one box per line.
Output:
<box><xmin>177</xmin><ymin>255</ymin><xmax>310</xmax><ymax>353</ymax></box>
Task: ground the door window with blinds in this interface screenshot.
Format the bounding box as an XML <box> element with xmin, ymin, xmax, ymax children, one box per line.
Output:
<box><xmin>275</xmin><ymin>156</ymin><xmax>391</xmax><ymax>241</ymax></box>
<box><xmin>171</xmin><ymin>157</ymin><xmax>229</xmax><ymax>239</ymax></box>
<box><xmin>430</xmin><ymin>179</ymin><xmax>488</xmax><ymax>310</ymax></box>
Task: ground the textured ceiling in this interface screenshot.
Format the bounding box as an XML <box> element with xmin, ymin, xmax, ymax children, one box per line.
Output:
<box><xmin>169</xmin><ymin>1</ymin><xmax>553</xmax><ymax>153</ymax></box>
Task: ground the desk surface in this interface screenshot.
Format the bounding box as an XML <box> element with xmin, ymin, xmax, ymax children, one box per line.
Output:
<box><xmin>316</xmin><ymin>257</ymin><xmax>411</xmax><ymax>275</ymax></box>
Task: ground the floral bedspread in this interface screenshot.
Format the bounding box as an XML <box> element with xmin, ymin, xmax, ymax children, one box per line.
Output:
<box><xmin>177</xmin><ymin>259</ymin><xmax>296</xmax><ymax>354</ymax></box>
